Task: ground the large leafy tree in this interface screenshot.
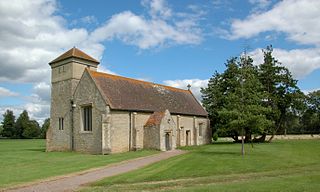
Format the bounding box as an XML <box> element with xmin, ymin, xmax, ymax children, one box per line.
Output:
<box><xmin>14</xmin><ymin>110</ymin><xmax>30</xmax><ymax>138</ymax></box>
<box><xmin>301</xmin><ymin>90</ymin><xmax>320</xmax><ymax>134</ymax></box>
<box><xmin>202</xmin><ymin>56</ymin><xmax>272</xmax><ymax>142</ymax></box>
<box><xmin>258</xmin><ymin>46</ymin><xmax>302</xmax><ymax>141</ymax></box>
<box><xmin>40</xmin><ymin>118</ymin><xmax>50</xmax><ymax>139</ymax></box>
<box><xmin>23</xmin><ymin>120</ymin><xmax>41</xmax><ymax>138</ymax></box>
<box><xmin>1</xmin><ymin>110</ymin><xmax>16</xmax><ymax>138</ymax></box>
<box><xmin>307</xmin><ymin>90</ymin><xmax>320</xmax><ymax>113</ymax></box>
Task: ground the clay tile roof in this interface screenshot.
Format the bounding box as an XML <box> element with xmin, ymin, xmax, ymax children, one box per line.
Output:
<box><xmin>90</xmin><ymin>70</ymin><xmax>208</xmax><ymax>117</ymax></box>
<box><xmin>49</xmin><ymin>47</ymin><xmax>99</xmax><ymax>64</ymax></box>
<box><xmin>145</xmin><ymin>111</ymin><xmax>165</xmax><ymax>126</ymax></box>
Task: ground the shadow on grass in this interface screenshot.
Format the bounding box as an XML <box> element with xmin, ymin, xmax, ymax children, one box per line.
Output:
<box><xmin>211</xmin><ymin>142</ymin><xmax>235</xmax><ymax>145</ymax></box>
<box><xmin>25</xmin><ymin>148</ymin><xmax>46</xmax><ymax>152</ymax></box>
<box><xmin>194</xmin><ymin>150</ymin><xmax>239</xmax><ymax>156</ymax></box>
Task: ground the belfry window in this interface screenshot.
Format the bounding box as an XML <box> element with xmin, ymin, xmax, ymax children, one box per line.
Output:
<box><xmin>58</xmin><ymin>117</ymin><xmax>64</xmax><ymax>130</ymax></box>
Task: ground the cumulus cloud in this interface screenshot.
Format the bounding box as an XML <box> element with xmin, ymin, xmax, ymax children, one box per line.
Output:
<box><xmin>0</xmin><ymin>0</ymin><xmax>101</xmax><ymax>123</ymax></box>
<box><xmin>0</xmin><ymin>0</ymin><xmax>204</xmax><ymax>123</ymax></box>
<box><xmin>248</xmin><ymin>0</ymin><xmax>272</xmax><ymax>13</ymax></box>
<box><xmin>249</xmin><ymin>47</ymin><xmax>320</xmax><ymax>79</ymax></box>
<box><xmin>163</xmin><ymin>79</ymin><xmax>208</xmax><ymax>102</ymax></box>
<box><xmin>222</xmin><ymin>0</ymin><xmax>320</xmax><ymax>79</ymax></box>
<box><xmin>228</xmin><ymin>0</ymin><xmax>320</xmax><ymax>46</ymax></box>
<box><xmin>0</xmin><ymin>0</ymin><xmax>103</xmax><ymax>83</ymax></box>
<box><xmin>90</xmin><ymin>1</ymin><xmax>203</xmax><ymax>49</ymax></box>
<box><xmin>0</xmin><ymin>87</ymin><xmax>19</xmax><ymax>97</ymax></box>
<box><xmin>0</xmin><ymin>103</ymin><xmax>49</xmax><ymax>125</ymax></box>
<box><xmin>0</xmin><ymin>0</ymin><xmax>203</xmax><ymax>83</ymax></box>
<box><xmin>97</xmin><ymin>65</ymin><xmax>117</xmax><ymax>75</ymax></box>
<box><xmin>142</xmin><ymin>0</ymin><xmax>172</xmax><ymax>19</ymax></box>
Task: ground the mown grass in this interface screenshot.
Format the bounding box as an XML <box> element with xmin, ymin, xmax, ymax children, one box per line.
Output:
<box><xmin>84</xmin><ymin>139</ymin><xmax>320</xmax><ymax>192</ymax></box>
<box><xmin>0</xmin><ymin>139</ymin><xmax>158</xmax><ymax>189</ymax></box>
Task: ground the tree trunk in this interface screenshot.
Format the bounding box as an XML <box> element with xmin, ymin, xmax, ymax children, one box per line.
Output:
<box><xmin>232</xmin><ymin>134</ymin><xmax>239</xmax><ymax>142</ymax></box>
<box><xmin>244</xmin><ymin>132</ymin><xmax>252</xmax><ymax>143</ymax></box>
<box><xmin>252</xmin><ymin>134</ymin><xmax>266</xmax><ymax>142</ymax></box>
<box><xmin>268</xmin><ymin>118</ymin><xmax>282</xmax><ymax>142</ymax></box>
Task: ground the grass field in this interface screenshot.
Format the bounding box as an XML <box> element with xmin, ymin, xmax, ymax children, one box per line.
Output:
<box><xmin>83</xmin><ymin>139</ymin><xmax>320</xmax><ymax>192</ymax></box>
<box><xmin>0</xmin><ymin>139</ymin><xmax>157</xmax><ymax>189</ymax></box>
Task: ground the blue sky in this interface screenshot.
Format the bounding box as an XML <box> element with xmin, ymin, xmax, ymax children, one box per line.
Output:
<box><xmin>0</xmin><ymin>0</ymin><xmax>319</xmax><ymax>124</ymax></box>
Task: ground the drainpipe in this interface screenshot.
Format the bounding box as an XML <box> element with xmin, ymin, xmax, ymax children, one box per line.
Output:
<box><xmin>70</xmin><ymin>99</ymin><xmax>76</xmax><ymax>151</ymax></box>
<box><xmin>129</xmin><ymin>112</ymin><xmax>132</xmax><ymax>151</ymax></box>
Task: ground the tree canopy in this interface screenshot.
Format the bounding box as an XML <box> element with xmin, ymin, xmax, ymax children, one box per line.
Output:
<box><xmin>1</xmin><ymin>110</ymin><xmax>44</xmax><ymax>139</ymax></box>
<box><xmin>201</xmin><ymin>45</ymin><xmax>310</xmax><ymax>142</ymax></box>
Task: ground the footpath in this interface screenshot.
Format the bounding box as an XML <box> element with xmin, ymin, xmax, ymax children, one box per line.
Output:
<box><xmin>5</xmin><ymin>150</ymin><xmax>186</xmax><ymax>192</ymax></box>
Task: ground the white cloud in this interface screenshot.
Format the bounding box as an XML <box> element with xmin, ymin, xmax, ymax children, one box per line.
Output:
<box><xmin>0</xmin><ymin>0</ymin><xmax>103</xmax><ymax>83</ymax></box>
<box><xmin>0</xmin><ymin>0</ymin><xmax>203</xmax><ymax>82</ymax></box>
<box><xmin>0</xmin><ymin>0</ymin><xmax>204</xmax><ymax>123</ymax></box>
<box><xmin>142</xmin><ymin>0</ymin><xmax>172</xmax><ymax>19</ymax></box>
<box><xmin>97</xmin><ymin>65</ymin><xmax>117</xmax><ymax>75</ymax></box>
<box><xmin>249</xmin><ymin>47</ymin><xmax>320</xmax><ymax>79</ymax></box>
<box><xmin>249</xmin><ymin>0</ymin><xmax>272</xmax><ymax>13</ymax></box>
<box><xmin>0</xmin><ymin>103</ymin><xmax>49</xmax><ymax>125</ymax></box>
<box><xmin>163</xmin><ymin>79</ymin><xmax>208</xmax><ymax>101</ymax></box>
<box><xmin>301</xmin><ymin>88</ymin><xmax>320</xmax><ymax>95</ymax></box>
<box><xmin>32</xmin><ymin>82</ymin><xmax>51</xmax><ymax>102</ymax></box>
<box><xmin>0</xmin><ymin>87</ymin><xmax>19</xmax><ymax>97</ymax></box>
<box><xmin>90</xmin><ymin>1</ymin><xmax>203</xmax><ymax>49</ymax></box>
<box><xmin>228</xmin><ymin>0</ymin><xmax>320</xmax><ymax>46</ymax></box>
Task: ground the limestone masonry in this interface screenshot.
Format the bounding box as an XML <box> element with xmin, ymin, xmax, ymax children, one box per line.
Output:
<box><xmin>47</xmin><ymin>47</ymin><xmax>211</xmax><ymax>154</ymax></box>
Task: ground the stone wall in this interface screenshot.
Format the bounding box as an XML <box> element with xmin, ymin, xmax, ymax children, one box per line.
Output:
<box><xmin>47</xmin><ymin>78</ymin><xmax>79</xmax><ymax>151</ymax></box>
<box><xmin>144</xmin><ymin>124</ymin><xmax>160</xmax><ymax>150</ymax></box>
<box><xmin>159</xmin><ymin>110</ymin><xmax>177</xmax><ymax>151</ymax></box>
<box><xmin>73</xmin><ymin>70</ymin><xmax>107</xmax><ymax>154</ymax></box>
<box><xmin>132</xmin><ymin>113</ymin><xmax>150</xmax><ymax>150</ymax></box>
<box><xmin>109</xmin><ymin>111</ymin><xmax>130</xmax><ymax>153</ymax></box>
<box><xmin>172</xmin><ymin>115</ymin><xmax>211</xmax><ymax>147</ymax></box>
<box><xmin>47</xmin><ymin>59</ymin><xmax>98</xmax><ymax>152</ymax></box>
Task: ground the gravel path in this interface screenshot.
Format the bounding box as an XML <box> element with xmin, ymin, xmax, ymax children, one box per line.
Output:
<box><xmin>5</xmin><ymin>150</ymin><xmax>186</xmax><ymax>192</ymax></box>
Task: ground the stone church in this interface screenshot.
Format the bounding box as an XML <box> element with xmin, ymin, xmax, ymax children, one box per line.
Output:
<box><xmin>46</xmin><ymin>47</ymin><xmax>211</xmax><ymax>154</ymax></box>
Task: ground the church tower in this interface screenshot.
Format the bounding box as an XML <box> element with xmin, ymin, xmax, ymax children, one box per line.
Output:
<box><xmin>47</xmin><ymin>47</ymin><xmax>99</xmax><ymax>151</ymax></box>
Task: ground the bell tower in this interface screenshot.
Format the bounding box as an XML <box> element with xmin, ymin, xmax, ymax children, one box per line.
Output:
<box><xmin>47</xmin><ymin>47</ymin><xmax>99</xmax><ymax>151</ymax></box>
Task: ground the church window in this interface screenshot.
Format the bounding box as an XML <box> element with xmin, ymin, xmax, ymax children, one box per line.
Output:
<box><xmin>59</xmin><ymin>117</ymin><xmax>64</xmax><ymax>130</ymax></box>
<box><xmin>198</xmin><ymin>123</ymin><xmax>203</xmax><ymax>136</ymax></box>
<box><xmin>82</xmin><ymin>106</ymin><xmax>92</xmax><ymax>131</ymax></box>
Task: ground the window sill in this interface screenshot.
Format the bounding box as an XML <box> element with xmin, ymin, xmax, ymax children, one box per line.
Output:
<box><xmin>80</xmin><ymin>131</ymin><xmax>93</xmax><ymax>134</ymax></box>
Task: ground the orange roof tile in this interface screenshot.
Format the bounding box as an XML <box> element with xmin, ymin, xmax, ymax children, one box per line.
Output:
<box><xmin>49</xmin><ymin>47</ymin><xmax>99</xmax><ymax>64</ymax></box>
<box><xmin>145</xmin><ymin>111</ymin><xmax>165</xmax><ymax>126</ymax></box>
<box><xmin>89</xmin><ymin>70</ymin><xmax>208</xmax><ymax>116</ymax></box>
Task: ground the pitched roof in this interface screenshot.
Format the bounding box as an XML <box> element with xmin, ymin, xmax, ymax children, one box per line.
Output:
<box><xmin>49</xmin><ymin>47</ymin><xmax>99</xmax><ymax>64</ymax></box>
<box><xmin>89</xmin><ymin>70</ymin><xmax>208</xmax><ymax>117</ymax></box>
<box><xmin>145</xmin><ymin>111</ymin><xmax>165</xmax><ymax>126</ymax></box>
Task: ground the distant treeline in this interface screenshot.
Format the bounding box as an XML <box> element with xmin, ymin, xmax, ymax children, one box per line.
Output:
<box><xmin>0</xmin><ymin>110</ymin><xmax>49</xmax><ymax>139</ymax></box>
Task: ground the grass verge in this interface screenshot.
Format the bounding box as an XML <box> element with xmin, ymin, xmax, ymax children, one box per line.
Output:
<box><xmin>0</xmin><ymin>139</ymin><xmax>158</xmax><ymax>189</ymax></box>
<box><xmin>83</xmin><ymin>139</ymin><xmax>320</xmax><ymax>191</ymax></box>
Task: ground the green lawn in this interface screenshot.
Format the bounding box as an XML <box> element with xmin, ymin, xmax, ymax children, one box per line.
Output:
<box><xmin>0</xmin><ymin>139</ymin><xmax>157</xmax><ymax>189</ymax></box>
<box><xmin>84</xmin><ymin>139</ymin><xmax>320</xmax><ymax>192</ymax></box>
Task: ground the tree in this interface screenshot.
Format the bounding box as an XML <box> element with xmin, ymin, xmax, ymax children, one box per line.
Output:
<box><xmin>0</xmin><ymin>124</ymin><xmax>3</xmax><ymax>135</ymax></box>
<box><xmin>40</xmin><ymin>118</ymin><xmax>50</xmax><ymax>139</ymax></box>
<box><xmin>1</xmin><ymin>110</ymin><xmax>16</xmax><ymax>138</ymax></box>
<box><xmin>22</xmin><ymin>120</ymin><xmax>40</xmax><ymax>138</ymax></box>
<box><xmin>14</xmin><ymin>110</ymin><xmax>30</xmax><ymax>138</ymax></box>
<box><xmin>258</xmin><ymin>46</ymin><xmax>302</xmax><ymax>141</ymax></box>
<box><xmin>201</xmin><ymin>56</ymin><xmax>272</xmax><ymax>143</ymax></box>
<box><xmin>307</xmin><ymin>90</ymin><xmax>320</xmax><ymax>113</ymax></box>
<box><xmin>301</xmin><ymin>90</ymin><xmax>320</xmax><ymax>134</ymax></box>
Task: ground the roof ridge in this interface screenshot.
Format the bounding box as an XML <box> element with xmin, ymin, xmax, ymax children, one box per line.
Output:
<box><xmin>49</xmin><ymin>47</ymin><xmax>99</xmax><ymax>64</ymax></box>
<box><xmin>90</xmin><ymin>70</ymin><xmax>190</xmax><ymax>93</ymax></box>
